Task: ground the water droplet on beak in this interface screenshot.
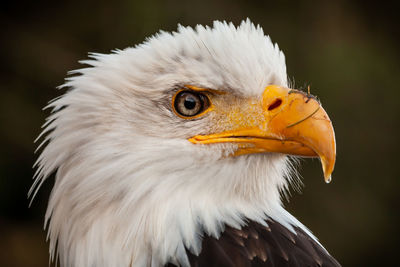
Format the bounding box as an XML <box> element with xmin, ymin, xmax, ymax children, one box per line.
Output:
<box><xmin>325</xmin><ymin>175</ymin><xmax>332</xmax><ymax>184</ymax></box>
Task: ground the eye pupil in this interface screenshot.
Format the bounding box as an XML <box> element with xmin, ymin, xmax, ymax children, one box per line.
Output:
<box><xmin>184</xmin><ymin>97</ymin><xmax>196</xmax><ymax>110</ymax></box>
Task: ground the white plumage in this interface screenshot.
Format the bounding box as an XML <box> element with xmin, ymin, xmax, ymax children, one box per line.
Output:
<box><xmin>31</xmin><ymin>19</ymin><xmax>335</xmax><ymax>267</ymax></box>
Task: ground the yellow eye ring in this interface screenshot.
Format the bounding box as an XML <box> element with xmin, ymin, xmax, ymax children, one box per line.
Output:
<box><xmin>172</xmin><ymin>89</ymin><xmax>213</xmax><ymax>119</ymax></box>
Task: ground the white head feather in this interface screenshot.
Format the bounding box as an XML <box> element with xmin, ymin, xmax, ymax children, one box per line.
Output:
<box><xmin>31</xmin><ymin>19</ymin><xmax>316</xmax><ymax>267</ymax></box>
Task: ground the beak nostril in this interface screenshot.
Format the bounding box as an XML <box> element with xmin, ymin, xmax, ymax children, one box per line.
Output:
<box><xmin>268</xmin><ymin>98</ymin><xmax>282</xmax><ymax>111</ymax></box>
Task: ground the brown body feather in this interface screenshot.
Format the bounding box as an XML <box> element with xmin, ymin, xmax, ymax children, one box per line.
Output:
<box><xmin>166</xmin><ymin>219</ymin><xmax>340</xmax><ymax>267</ymax></box>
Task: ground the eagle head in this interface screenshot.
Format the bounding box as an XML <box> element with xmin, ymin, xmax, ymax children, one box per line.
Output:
<box><xmin>31</xmin><ymin>20</ymin><xmax>336</xmax><ymax>266</ymax></box>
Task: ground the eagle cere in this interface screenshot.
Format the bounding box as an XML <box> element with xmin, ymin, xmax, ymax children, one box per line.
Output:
<box><xmin>31</xmin><ymin>19</ymin><xmax>339</xmax><ymax>267</ymax></box>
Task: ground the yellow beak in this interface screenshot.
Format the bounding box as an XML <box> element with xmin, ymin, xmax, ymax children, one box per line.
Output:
<box><xmin>189</xmin><ymin>85</ymin><xmax>336</xmax><ymax>183</ymax></box>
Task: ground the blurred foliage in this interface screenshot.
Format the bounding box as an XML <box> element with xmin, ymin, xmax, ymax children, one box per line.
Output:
<box><xmin>0</xmin><ymin>0</ymin><xmax>399</xmax><ymax>266</ymax></box>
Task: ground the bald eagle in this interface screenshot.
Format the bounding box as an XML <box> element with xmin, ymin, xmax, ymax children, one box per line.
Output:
<box><xmin>31</xmin><ymin>20</ymin><xmax>340</xmax><ymax>267</ymax></box>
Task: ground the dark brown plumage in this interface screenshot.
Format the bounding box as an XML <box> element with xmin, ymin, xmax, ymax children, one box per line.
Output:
<box><xmin>166</xmin><ymin>219</ymin><xmax>340</xmax><ymax>267</ymax></box>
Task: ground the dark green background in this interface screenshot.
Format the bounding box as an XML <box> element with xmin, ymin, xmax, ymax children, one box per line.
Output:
<box><xmin>1</xmin><ymin>0</ymin><xmax>399</xmax><ymax>266</ymax></box>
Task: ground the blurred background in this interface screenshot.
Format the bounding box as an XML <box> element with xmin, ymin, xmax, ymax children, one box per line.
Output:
<box><xmin>0</xmin><ymin>0</ymin><xmax>399</xmax><ymax>266</ymax></box>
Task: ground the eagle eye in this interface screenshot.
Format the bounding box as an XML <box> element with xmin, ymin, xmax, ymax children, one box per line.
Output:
<box><xmin>173</xmin><ymin>91</ymin><xmax>210</xmax><ymax>118</ymax></box>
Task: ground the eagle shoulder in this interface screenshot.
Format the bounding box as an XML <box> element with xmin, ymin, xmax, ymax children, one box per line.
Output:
<box><xmin>167</xmin><ymin>219</ymin><xmax>340</xmax><ymax>267</ymax></box>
